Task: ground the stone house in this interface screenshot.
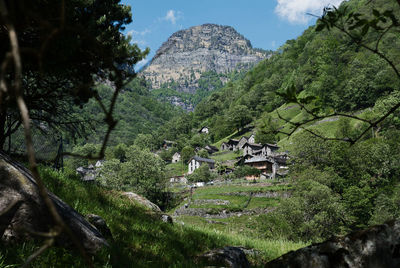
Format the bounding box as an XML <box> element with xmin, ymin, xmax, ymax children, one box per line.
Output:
<box><xmin>172</xmin><ymin>152</ymin><xmax>181</xmax><ymax>163</ymax></box>
<box><xmin>244</xmin><ymin>156</ymin><xmax>275</xmax><ymax>179</ymax></box>
<box><xmin>220</xmin><ymin>142</ymin><xmax>230</xmax><ymax>151</ymax></box>
<box><xmin>265</xmin><ymin>143</ymin><xmax>280</xmax><ymax>156</ymax></box>
<box><xmin>204</xmin><ymin>145</ymin><xmax>219</xmax><ymax>154</ymax></box>
<box><xmin>188</xmin><ymin>156</ymin><xmax>215</xmax><ymax>174</ymax></box>
<box><xmin>227</xmin><ymin>139</ymin><xmax>239</xmax><ymax>150</ymax></box>
<box><xmin>242</xmin><ymin>142</ymin><xmax>280</xmax><ymax>157</ymax></box>
<box><xmin>242</xmin><ymin>142</ymin><xmax>263</xmax><ymax>156</ymax></box>
<box><xmin>248</xmin><ymin>134</ymin><xmax>255</xmax><ymax>144</ymax></box>
<box><xmin>237</xmin><ymin>134</ymin><xmax>256</xmax><ymax>150</ymax></box>
<box><xmin>238</xmin><ymin>136</ymin><xmax>249</xmax><ymax>149</ymax></box>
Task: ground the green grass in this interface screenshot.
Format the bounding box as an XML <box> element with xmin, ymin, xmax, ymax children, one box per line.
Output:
<box><xmin>192</xmin><ymin>184</ymin><xmax>291</xmax><ymax>195</ymax></box>
<box><xmin>0</xmin><ymin>167</ymin><xmax>301</xmax><ymax>267</ymax></box>
<box><xmin>171</xmin><ymin>180</ymin><xmax>295</xmax><ymax>262</ymax></box>
<box><xmin>177</xmin><ymin>218</ymin><xmax>307</xmax><ymax>265</ymax></box>
<box><xmin>210</xmin><ymin>150</ymin><xmax>241</xmax><ymax>162</ymax></box>
<box><xmin>165</xmin><ymin>162</ymin><xmax>187</xmax><ymax>177</ymax></box>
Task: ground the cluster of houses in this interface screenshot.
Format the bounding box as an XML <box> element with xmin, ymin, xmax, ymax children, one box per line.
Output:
<box><xmin>167</xmin><ymin>127</ymin><xmax>289</xmax><ymax>184</ymax></box>
<box><xmin>222</xmin><ymin>134</ymin><xmax>288</xmax><ymax>179</ymax></box>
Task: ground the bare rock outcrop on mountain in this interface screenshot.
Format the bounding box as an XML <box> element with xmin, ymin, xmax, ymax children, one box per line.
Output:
<box><xmin>141</xmin><ymin>23</ymin><xmax>269</xmax><ymax>93</ymax></box>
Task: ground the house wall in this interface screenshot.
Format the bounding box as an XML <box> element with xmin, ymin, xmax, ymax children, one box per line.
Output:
<box><xmin>221</xmin><ymin>143</ymin><xmax>229</xmax><ymax>151</ymax></box>
<box><xmin>243</xmin><ymin>145</ymin><xmax>253</xmax><ymax>156</ymax></box>
<box><xmin>188</xmin><ymin>159</ymin><xmax>200</xmax><ymax>174</ymax></box>
<box><xmin>248</xmin><ymin>135</ymin><xmax>255</xmax><ymax>143</ymax></box>
<box><xmin>238</xmin><ymin>137</ymin><xmax>248</xmax><ymax>149</ymax></box>
<box><xmin>172</xmin><ymin>154</ymin><xmax>180</xmax><ymax>163</ymax></box>
<box><xmin>188</xmin><ymin>159</ymin><xmax>214</xmax><ymax>174</ymax></box>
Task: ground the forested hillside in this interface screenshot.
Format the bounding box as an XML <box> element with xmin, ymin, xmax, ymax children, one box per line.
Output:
<box><xmin>179</xmin><ymin>0</ymin><xmax>400</xmax><ymax>143</ymax></box>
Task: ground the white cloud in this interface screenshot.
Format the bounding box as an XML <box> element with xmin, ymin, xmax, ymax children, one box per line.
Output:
<box><xmin>275</xmin><ymin>0</ymin><xmax>345</xmax><ymax>24</ymax></box>
<box><xmin>127</xmin><ymin>29</ymin><xmax>150</xmax><ymax>47</ymax></box>
<box><xmin>127</xmin><ymin>29</ymin><xmax>150</xmax><ymax>38</ymax></box>
<box><xmin>162</xmin><ymin>10</ymin><xmax>183</xmax><ymax>25</ymax></box>
<box><xmin>135</xmin><ymin>58</ymin><xmax>149</xmax><ymax>71</ymax></box>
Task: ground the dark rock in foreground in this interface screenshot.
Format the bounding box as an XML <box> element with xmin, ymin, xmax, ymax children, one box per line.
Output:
<box><xmin>265</xmin><ymin>219</ymin><xmax>400</xmax><ymax>268</ymax></box>
<box><xmin>86</xmin><ymin>214</ymin><xmax>113</xmax><ymax>240</ymax></box>
<box><xmin>197</xmin><ymin>246</ymin><xmax>250</xmax><ymax>268</ymax></box>
<box><xmin>0</xmin><ymin>151</ymin><xmax>108</xmax><ymax>254</ymax></box>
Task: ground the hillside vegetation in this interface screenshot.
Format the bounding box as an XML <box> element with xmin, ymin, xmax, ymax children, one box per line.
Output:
<box><xmin>154</xmin><ymin>0</ymin><xmax>399</xmax><ymax>147</ymax></box>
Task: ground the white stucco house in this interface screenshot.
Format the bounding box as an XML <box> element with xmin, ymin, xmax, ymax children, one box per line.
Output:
<box><xmin>188</xmin><ymin>156</ymin><xmax>215</xmax><ymax>174</ymax></box>
<box><xmin>172</xmin><ymin>152</ymin><xmax>181</xmax><ymax>163</ymax></box>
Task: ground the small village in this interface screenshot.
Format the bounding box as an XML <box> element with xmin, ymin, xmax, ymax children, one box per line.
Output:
<box><xmin>166</xmin><ymin>126</ymin><xmax>289</xmax><ymax>186</ymax></box>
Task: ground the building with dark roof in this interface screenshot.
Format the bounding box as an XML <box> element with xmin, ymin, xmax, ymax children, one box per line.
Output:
<box><xmin>188</xmin><ymin>156</ymin><xmax>215</xmax><ymax>174</ymax></box>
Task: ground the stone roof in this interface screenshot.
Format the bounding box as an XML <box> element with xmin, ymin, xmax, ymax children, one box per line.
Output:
<box><xmin>244</xmin><ymin>156</ymin><xmax>273</xmax><ymax>164</ymax></box>
<box><xmin>266</xmin><ymin>143</ymin><xmax>279</xmax><ymax>148</ymax></box>
<box><xmin>190</xmin><ymin>156</ymin><xmax>215</xmax><ymax>164</ymax></box>
<box><xmin>243</xmin><ymin>142</ymin><xmax>263</xmax><ymax>149</ymax></box>
<box><xmin>227</xmin><ymin>139</ymin><xmax>239</xmax><ymax>145</ymax></box>
<box><xmin>205</xmin><ymin>145</ymin><xmax>218</xmax><ymax>151</ymax></box>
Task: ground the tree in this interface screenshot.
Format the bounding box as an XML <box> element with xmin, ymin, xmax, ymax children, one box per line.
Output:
<box><xmin>0</xmin><ymin>1</ymin><xmax>147</xmax><ymax>265</ymax></box>
<box><xmin>187</xmin><ymin>164</ymin><xmax>215</xmax><ymax>182</ymax></box>
<box><xmin>99</xmin><ymin>145</ymin><xmax>167</xmax><ymax>203</ymax></box>
<box><xmin>276</xmin><ymin>0</ymin><xmax>400</xmax><ymax>144</ymax></box>
<box><xmin>255</xmin><ymin>115</ymin><xmax>279</xmax><ymax>144</ymax></box>
<box><xmin>0</xmin><ymin>0</ymin><xmax>149</xmax><ymax>150</ymax></box>
<box><xmin>181</xmin><ymin>146</ymin><xmax>195</xmax><ymax>163</ymax></box>
<box><xmin>227</xmin><ymin>105</ymin><xmax>252</xmax><ymax>132</ymax></box>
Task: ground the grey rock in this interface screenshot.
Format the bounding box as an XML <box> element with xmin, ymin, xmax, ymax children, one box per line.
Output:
<box><xmin>265</xmin><ymin>219</ymin><xmax>400</xmax><ymax>268</ymax></box>
<box><xmin>76</xmin><ymin>166</ymin><xmax>97</xmax><ymax>182</ymax></box>
<box><xmin>197</xmin><ymin>246</ymin><xmax>250</xmax><ymax>268</ymax></box>
<box><xmin>140</xmin><ymin>24</ymin><xmax>270</xmax><ymax>95</ymax></box>
<box><xmin>0</xmin><ymin>151</ymin><xmax>108</xmax><ymax>254</ymax></box>
<box><xmin>122</xmin><ymin>192</ymin><xmax>161</xmax><ymax>213</ymax></box>
<box><xmin>161</xmin><ymin>214</ymin><xmax>173</xmax><ymax>224</ymax></box>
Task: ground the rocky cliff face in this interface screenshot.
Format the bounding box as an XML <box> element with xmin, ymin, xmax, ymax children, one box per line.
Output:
<box><xmin>140</xmin><ymin>24</ymin><xmax>269</xmax><ymax>93</ymax></box>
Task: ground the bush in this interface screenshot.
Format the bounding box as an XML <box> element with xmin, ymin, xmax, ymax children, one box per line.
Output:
<box><xmin>233</xmin><ymin>165</ymin><xmax>261</xmax><ymax>178</ymax></box>
<box><xmin>98</xmin><ymin>145</ymin><xmax>167</xmax><ymax>205</ymax></box>
<box><xmin>263</xmin><ymin>178</ymin><xmax>348</xmax><ymax>242</ymax></box>
<box><xmin>187</xmin><ymin>164</ymin><xmax>215</xmax><ymax>182</ymax></box>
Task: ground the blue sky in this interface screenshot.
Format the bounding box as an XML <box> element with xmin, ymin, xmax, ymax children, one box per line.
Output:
<box><xmin>121</xmin><ymin>0</ymin><xmax>344</xmax><ymax>69</ymax></box>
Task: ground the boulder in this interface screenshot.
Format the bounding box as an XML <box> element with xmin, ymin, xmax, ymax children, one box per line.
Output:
<box><xmin>86</xmin><ymin>214</ymin><xmax>113</xmax><ymax>240</ymax></box>
<box><xmin>160</xmin><ymin>214</ymin><xmax>173</xmax><ymax>224</ymax></box>
<box><xmin>122</xmin><ymin>192</ymin><xmax>161</xmax><ymax>213</ymax></box>
<box><xmin>0</xmin><ymin>151</ymin><xmax>108</xmax><ymax>254</ymax></box>
<box><xmin>265</xmin><ymin>219</ymin><xmax>400</xmax><ymax>268</ymax></box>
<box><xmin>76</xmin><ymin>166</ymin><xmax>97</xmax><ymax>182</ymax></box>
<box><xmin>197</xmin><ymin>246</ymin><xmax>250</xmax><ymax>268</ymax></box>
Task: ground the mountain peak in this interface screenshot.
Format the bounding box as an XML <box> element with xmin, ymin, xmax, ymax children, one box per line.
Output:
<box><xmin>141</xmin><ymin>24</ymin><xmax>269</xmax><ymax>93</ymax></box>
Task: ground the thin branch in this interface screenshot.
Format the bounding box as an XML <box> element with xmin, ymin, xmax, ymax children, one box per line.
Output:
<box><xmin>0</xmin><ymin>1</ymin><xmax>93</xmax><ymax>267</ymax></box>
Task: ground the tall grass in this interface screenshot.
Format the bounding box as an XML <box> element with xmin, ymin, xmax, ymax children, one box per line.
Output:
<box><xmin>0</xmin><ymin>167</ymin><xmax>304</xmax><ymax>267</ymax></box>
